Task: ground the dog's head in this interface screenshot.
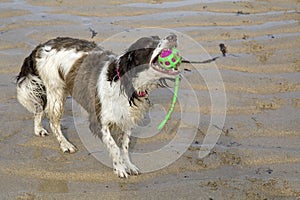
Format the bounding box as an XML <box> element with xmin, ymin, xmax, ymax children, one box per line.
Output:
<box><xmin>108</xmin><ymin>34</ymin><xmax>180</xmax><ymax>105</ymax></box>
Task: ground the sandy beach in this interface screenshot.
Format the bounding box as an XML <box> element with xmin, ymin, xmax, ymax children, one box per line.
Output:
<box><xmin>0</xmin><ymin>0</ymin><xmax>300</xmax><ymax>199</ymax></box>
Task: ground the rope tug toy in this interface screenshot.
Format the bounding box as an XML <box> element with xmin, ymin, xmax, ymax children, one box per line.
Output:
<box><xmin>157</xmin><ymin>48</ymin><xmax>182</xmax><ymax>130</ymax></box>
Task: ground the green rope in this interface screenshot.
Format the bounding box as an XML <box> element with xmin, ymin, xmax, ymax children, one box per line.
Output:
<box><xmin>157</xmin><ymin>76</ymin><xmax>180</xmax><ymax>130</ymax></box>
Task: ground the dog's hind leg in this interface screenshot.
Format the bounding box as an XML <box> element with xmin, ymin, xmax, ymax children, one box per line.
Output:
<box><xmin>34</xmin><ymin>107</ymin><xmax>48</xmax><ymax>137</ymax></box>
<box><xmin>17</xmin><ymin>75</ymin><xmax>48</xmax><ymax>137</ymax></box>
<box><xmin>121</xmin><ymin>130</ymin><xmax>140</xmax><ymax>175</ymax></box>
<box><xmin>47</xmin><ymin>88</ymin><xmax>77</xmax><ymax>153</ymax></box>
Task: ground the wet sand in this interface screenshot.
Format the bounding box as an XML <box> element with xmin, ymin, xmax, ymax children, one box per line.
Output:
<box><xmin>1</xmin><ymin>0</ymin><xmax>300</xmax><ymax>199</ymax></box>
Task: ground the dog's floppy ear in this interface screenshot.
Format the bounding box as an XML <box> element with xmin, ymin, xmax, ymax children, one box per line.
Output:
<box><xmin>115</xmin><ymin>51</ymin><xmax>139</xmax><ymax>106</ymax></box>
<box><xmin>118</xmin><ymin>51</ymin><xmax>135</xmax><ymax>71</ymax></box>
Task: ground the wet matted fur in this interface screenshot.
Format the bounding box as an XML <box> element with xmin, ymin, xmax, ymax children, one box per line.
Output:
<box><xmin>16</xmin><ymin>34</ymin><xmax>179</xmax><ymax>178</ymax></box>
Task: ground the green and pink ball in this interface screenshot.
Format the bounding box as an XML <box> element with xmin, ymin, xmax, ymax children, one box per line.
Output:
<box><xmin>158</xmin><ymin>48</ymin><xmax>182</xmax><ymax>70</ymax></box>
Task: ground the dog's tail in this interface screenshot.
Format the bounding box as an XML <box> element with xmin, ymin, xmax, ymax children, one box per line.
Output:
<box><xmin>16</xmin><ymin>46</ymin><xmax>47</xmax><ymax>113</ymax></box>
<box><xmin>16</xmin><ymin>45</ymin><xmax>41</xmax><ymax>84</ymax></box>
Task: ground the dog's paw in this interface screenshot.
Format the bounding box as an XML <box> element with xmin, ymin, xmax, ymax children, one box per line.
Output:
<box><xmin>35</xmin><ymin>128</ymin><xmax>49</xmax><ymax>137</ymax></box>
<box><xmin>60</xmin><ymin>141</ymin><xmax>77</xmax><ymax>153</ymax></box>
<box><xmin>113</xmin><ymin>161</ymin><xmax>129</xmax><ymax>178</ymax></box>
<box><xmin>125</xmin><ymin>162</ymin><xmax>140</xmax><ymax>176</ymax></box>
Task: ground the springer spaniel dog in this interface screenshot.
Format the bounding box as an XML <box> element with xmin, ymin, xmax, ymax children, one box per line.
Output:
<box><xmin>16</xmin><ymin>34</ymin><xmax>180</xmax><ymax>178</ymax></box>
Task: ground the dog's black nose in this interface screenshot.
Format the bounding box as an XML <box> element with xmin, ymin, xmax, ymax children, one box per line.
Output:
<box><xmin>166</xmin><ymin>34</ymin><xmax>177</xmax><ymax>42</ymax></box>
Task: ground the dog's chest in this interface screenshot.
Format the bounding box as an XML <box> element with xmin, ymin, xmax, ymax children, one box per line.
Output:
<box><xmin>97</xmin><ymin>66</ymin><xmax>133</xmax><ymax>129</ymax></box>
<box><xmin>101</xmin><ymin>96</ymin><xmax>149</xmax><ymax>130</ymax></box>
<box><xmin>102</xmin><ymin>90</ymin><xmax>132</xmax><ymax>126</ymax></box>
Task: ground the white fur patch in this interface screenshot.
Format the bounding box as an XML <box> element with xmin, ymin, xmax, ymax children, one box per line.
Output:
<box><xmin>37</xmin><ymin>48</ymin><xmax>87</xmax><ymax>85</ymax></box>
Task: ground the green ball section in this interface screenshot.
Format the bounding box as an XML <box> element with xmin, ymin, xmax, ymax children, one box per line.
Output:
<box><xmin>158</xmin><ymin>48</ymin><xmax>182</xmax><ymax>70</ymax></box>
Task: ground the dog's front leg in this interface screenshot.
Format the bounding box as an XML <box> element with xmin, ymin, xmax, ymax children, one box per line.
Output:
<box><xmin>121</xmin><ymin>130</ymin><xmax>140</xmax><ymax>175</ymax></box>
<box><xmin>101</xmin><ymin>125</ymin><xmax>128</xmax><ymax>178</ymax></box>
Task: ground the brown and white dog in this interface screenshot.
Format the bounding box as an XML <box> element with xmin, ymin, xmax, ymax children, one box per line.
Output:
<box><xmin>16</xmin><ymin>34</ymin><xmax>179</xmax><ymax>177</ymax></box>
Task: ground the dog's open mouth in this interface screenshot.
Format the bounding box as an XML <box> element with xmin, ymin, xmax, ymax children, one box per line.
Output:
<box><xmin>151</xmin><ymin>48</ymin><xmax>181</xmax><ymax>76</ymax></box>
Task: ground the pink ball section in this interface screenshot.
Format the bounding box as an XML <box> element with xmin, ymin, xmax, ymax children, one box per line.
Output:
<box><xmin>160</xmin><ymin>49</ymin><xmax>172</xmax><ymax>58</ymax></box>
